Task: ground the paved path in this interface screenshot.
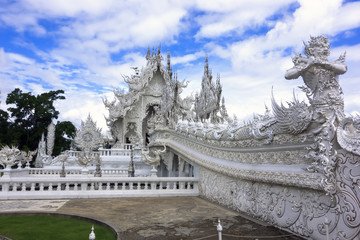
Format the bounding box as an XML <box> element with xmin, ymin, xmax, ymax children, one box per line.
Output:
<box><xmin>0</xmin><ymin>197</ymin><xmax>303</xmax><ymax>239</ymax></box>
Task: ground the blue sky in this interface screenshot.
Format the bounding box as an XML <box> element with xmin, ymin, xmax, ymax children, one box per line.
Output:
<box><xmin>1</xmin><ymin>0</ymin><xmax>360</xmax><ymax>134</ymax></box>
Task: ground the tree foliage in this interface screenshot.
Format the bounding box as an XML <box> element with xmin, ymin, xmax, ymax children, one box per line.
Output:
<box><xmin>53</xmin><ymin>121</ymin><xmax>76</xmax><ymax>156</ymax></box>
<box><xmin>0</xmin><ymin>88</ymin><xmax>76</xmax><ymax>155</ymax></box>
<box><xmin>0</xmin><ymin>110</ymin><xmax>10</xmax><ymax>146</ymax></box>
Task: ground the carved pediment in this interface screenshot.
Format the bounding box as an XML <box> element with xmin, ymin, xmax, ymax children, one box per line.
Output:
<box><xmin>74</xmin><ymin>114</ymin><xmax>103</xmax><ymax>152</ymax></box>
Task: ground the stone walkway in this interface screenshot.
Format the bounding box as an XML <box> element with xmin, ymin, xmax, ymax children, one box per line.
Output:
<box><xmin>0</xmin><ymin>197</ymin><xmax>304</xmax><ymax>239</ymax></box>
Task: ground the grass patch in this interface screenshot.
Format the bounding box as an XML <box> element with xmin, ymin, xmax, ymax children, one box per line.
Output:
<box><xmin>0</xmin><ymin>215</ymin><xmax>116</xmax><ymax>240</ymax></box>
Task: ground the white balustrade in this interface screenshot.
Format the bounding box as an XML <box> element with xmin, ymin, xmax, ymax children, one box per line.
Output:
<box><xmin>99</xmin><ymin>149</ymin><xmax>131</xmax><ymax>157</ymax></box>
<box><xmin>69</xmin><ymin>149</ymin><xmax>131</xmax><ymax>157</ymax></box>
<box><xmin>0</xmin><ymin>176</ymin><xmax>199</xmax><ymax>200</ymax></box>
<box><xmin>0</xmin><ymin>168</ymin><xmax>129</xmax><ymax>177</ymax></box>
<box><xmin>97</xmin><ymin>145</ymin><xmax>134</xmax><ymax>157</ymax></box>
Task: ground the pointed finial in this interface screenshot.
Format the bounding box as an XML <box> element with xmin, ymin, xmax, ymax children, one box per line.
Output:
<box><xmin>89</xmin><ymin>225</ymin><xmax>95</xmax><ymax>240</ymax></box>
<box><xmin>157</xmin><ymin>43</ymin><xmax>161</xmax><ymax>56</ymax></box>
<box><xmin>217</xmin><ymin>218</ymin><xmax>223</xmax><ymax>240</ymax></box>
<box><xmin>146</xmin><ymin>47</ymin><xmax>150</xmax><ymax>60</ymax></box>
<box><xmin>167</xmin><ymin>48</ymin><xmax>172</xmax><ymax>75</ymax></box>
<box><xmin>204</xmin><ymin>54</ymin><xmax>209</xmax><ymax>75</ymax></box>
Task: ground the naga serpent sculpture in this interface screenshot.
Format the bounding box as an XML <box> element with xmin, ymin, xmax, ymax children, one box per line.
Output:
<box><xmin>142</xmin><ymin>144</ymin><xmax>166</xmax><ymax>167</ymax></box>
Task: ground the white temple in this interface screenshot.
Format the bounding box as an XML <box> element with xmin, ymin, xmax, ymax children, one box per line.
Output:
<box><xmin>1</xmin><ymin>36</ymin><xmax>360</xmax><ymax>240</ymax></box>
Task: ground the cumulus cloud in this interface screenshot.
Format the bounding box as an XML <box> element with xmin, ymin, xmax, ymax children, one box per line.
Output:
<box><xmin>1</xmin><ymin>0</ymin><xmax>360</xmax><ymax>134</ymax></box>
<box><xmin>194</xmin><ymin>0</ymin><xmax>295</xmax><ymax>39</ymax></box>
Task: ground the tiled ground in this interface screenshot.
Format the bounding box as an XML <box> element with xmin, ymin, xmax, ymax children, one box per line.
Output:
<box><xmin>0</xmin><ymin>197</ymin><xmax>304</xmax><ymax>239</ymax></box>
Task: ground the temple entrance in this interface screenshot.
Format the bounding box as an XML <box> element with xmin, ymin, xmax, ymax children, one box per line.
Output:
<box><xmin>142</xmin><ymin>104</ymin><xmax>159</xmax><ymax>146</ymax></box>
<box><xmin>124</xmin><ymin>122</ymin><xmax>138</xmax><ymax>145</ymax></box>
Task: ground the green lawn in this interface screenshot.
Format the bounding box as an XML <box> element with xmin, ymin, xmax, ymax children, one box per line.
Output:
<box><xmin>0</xmin><ymin>215</ymin><xmax>116</xmax><ymax>240</ymax></box>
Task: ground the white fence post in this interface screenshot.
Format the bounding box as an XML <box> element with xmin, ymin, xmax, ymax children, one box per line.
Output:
<box><xmin>89</xmin><ymin>225</ymin><xmax>95</xmax><ymax>240</ymax></box>
<box><xmin>217</xmin><ymin>218</ymin><xmax>222</xmax><ymax>240</ymax></box>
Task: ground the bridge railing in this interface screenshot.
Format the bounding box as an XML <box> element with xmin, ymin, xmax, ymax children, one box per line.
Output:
<box><xmin>0</xmin><ymin>176</ymin><xmax>199</xmax><ymax>200</ymax></box>
<box><xmin>30</xmin><ymin>168</ymin><xmax>129</xmax><ymax>176</ymax></box>
<box><xmin>67</xmin><ymin>147</ymin><xmax>134</xmax><ymax>157</ymax></box>
<box><xmin>0</xmin><ymin>168</ymin><xmax>129</xmax><ymax>177</ymax></box>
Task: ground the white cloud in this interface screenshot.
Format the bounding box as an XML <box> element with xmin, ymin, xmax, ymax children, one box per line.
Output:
<box><xmin>56</xmin><ymin>89</ymin><xmax>108</xmax><ymax>132</ymax></box>
<box><xmin>171</xmin><ymin>51</ymin><xmax>204</xmax><ymax>65</ymax></box>
<box><xmin>194</xmin><ymin>0</ymin><xmax>295</xmax><ymax>38</ymax></box>
<box><xmin>1</xmin><ymin>0</ymin><xmax>360</xmax><ymax>137</ymax></box>
<box><xmin>191</xmin><ymin>0</ymin><xmax>360</xmax><ymax>122</ymax></box>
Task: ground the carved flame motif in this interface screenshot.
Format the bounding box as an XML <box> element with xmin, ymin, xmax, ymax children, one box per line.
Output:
<box><xmin>272</xmin><ymin>91</ymin><xmax>312</xmax><ymax>135</ymax></box>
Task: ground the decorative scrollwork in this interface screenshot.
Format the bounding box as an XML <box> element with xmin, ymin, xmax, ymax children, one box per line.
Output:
<box><xmin>337</xmin><ymin>116</ymin><xmax>360</xmax><ymax>156</ymax></box>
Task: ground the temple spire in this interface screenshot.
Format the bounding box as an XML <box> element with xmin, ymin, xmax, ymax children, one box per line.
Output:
<box><xmin>146</xmin><ymin>47</ymin><xmax>150</xmax><ymax>60</ymax></box>
<box><xmin>167</xmin><ymin>49</ymin><xmax>172</xmax><ymax>79</ymax></box>
<box><xmin>204</xmin><ymin>54</ymin><xmax>209</xmax><ymax>75</ymax></box>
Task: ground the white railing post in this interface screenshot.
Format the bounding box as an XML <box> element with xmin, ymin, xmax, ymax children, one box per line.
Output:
<box><xmin>2</xmin><ymin>182</ymin><xmax>9</xmax><ymax>192</ymax></box>
<box><xmin>81</xmin><ymin>182</ymin><xmax>87</xmax><ymax>191</ymax></box>
<box><xmin>217</xmin><ymin>218</ymin><xmax>222</xmax><ymax>240</ymax></box>
<box><xmin>21</xmin><ymin>183</ymin><xmax>26</xmax><ymax>192</ymax></box>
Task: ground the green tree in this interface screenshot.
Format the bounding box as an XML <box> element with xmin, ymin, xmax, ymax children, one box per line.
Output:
<box><xmin>0</xmin><ymin>109</ymin><xmax>10</xmax><ymax>147</ymax></box>
<box><xmin>53</xmin><ymin>121</ymin><xmax>76</xmax><ymax>156</ymax></box>
<box><xmin>5</xmin><ymin>88</ymin><xmax>65</xmax><ymax>151</ymax></box>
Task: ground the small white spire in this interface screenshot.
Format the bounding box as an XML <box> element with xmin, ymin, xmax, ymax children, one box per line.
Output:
<box><xmin>217</xmin><ymin>218</ymin><xmax>222</xmax><ymax>240</ymax></box>
<box><xmin>89</xmin><ymin>225</ymin><xmax>96</xmax><ymax>240</ymax></box>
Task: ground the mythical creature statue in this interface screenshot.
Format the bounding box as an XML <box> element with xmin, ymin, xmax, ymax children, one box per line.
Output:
<box><xmin>249</xmin><ymin>108</ymin><xmax>277</xmax><ymax>144</ymax></box>
<box><xmin>103</xmin><ymin>88</ymin><xmax>136</xmax><ymax>126</ymax></box>
<box><xmin>285</xmin><ymin>35</ymin><xmax>347</xmax><ymax>196</ymax></box>
<box><xmin>285</xmin><ymin>35</ymin><xmax>347</xmax><ymax>122</ymax></box>
<box><xmin>19</xmin><ymin>149</ymin><xmax>37</xmax><ymax>165</ymax></box>
<box><xmin>142</xmin><ymin>144</ymin><xmax>166</xmax><ymax>167</ymax></box>
<box><xmin>0</xmin><ymin>146</ymin><xmax>36</xmax><ymax>169</ymax></box>
<box><xmin>0</xmin><ymin>146</ymin><xmax>21</xmax><ymax>169</ymax></box>
<box><xmin>77</xmin><ymin>151</ymin><xmax>94</xmax><ymax>167</ymax></box>
<box><xmin>272</xmin><ymin>90</ymin><xmax>312</xmax><ymax>135</ymax></box>
<box><xmin>52</xmin><ymin>150</ymin><xmax>70</xmax><ymax>164</ymax></box>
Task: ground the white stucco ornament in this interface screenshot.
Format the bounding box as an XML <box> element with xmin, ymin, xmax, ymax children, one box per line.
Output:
<box><xmin>74</xmin><ymin>114</ymin><xmax>103</xmax><ymax>153</ymax></box>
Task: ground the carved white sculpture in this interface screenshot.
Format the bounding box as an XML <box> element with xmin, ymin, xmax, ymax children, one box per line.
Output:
<box><xmin>142</xmin><ymin>144</ymin><xmax>166</xmax><ymax>167</ymax></box>
<box><xmin>72</xmin><ymin>115</ymin><xmax>103</xmax><ymax>169</ymax></box>
<box><xmin>104</xmin><ymin>48</ymin><xmax>193</xmax><ymax>147</ymax></box>
<box><xmin>337</xmin><ymin>115</ymin><xmax>360</xmax><ymax>155</ymax></box>
<box><xmin>47</xmin><ymin>122</ymin><xmax>55</xmax><ymax>156</ymax></box>
<box><xmin>35</xmin><ymin>133</ymin><xmax>47</xmax><ymax>167</ymax></box>
<box><xmin>142</xmin><ymin>144</ymin><xmax>166</xmax><ymax>177</ymax></box>
<box><xmin>0</xmin><ymin>146</ymin><xmax>36</xmax><ymax>169</ymax></box>
<box><xmin>2</xmin><ymin>36</ymin><xmax>357</xmax><ymax>240</ymax></box>
<box><xmin>74</xmin><ymin>114</ymin><xmax>103</xmax><ymax>154</ymax></box>
<box><xmin>0</xmin><ymin>146</ymin><xmax>21</xmax><ymax>169</ymax></box>
<box><xmin>194</xmin><ymin>56</ymin><xmax>225</xmax><ymax>123</ymax></box>
<box><xmin>147</xmin><ymin>35</ymin><xmax>360</xmax><ymax>240</ymax></box>
<box><xmin>284</xmin><ymin>36</ymin><xmax>347</xmax><ymax>196</ymax></box>
<box><xmin>35</xmin><ymin>122</ymin><xmax>56</xmax><ymax>167</ymax></box>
